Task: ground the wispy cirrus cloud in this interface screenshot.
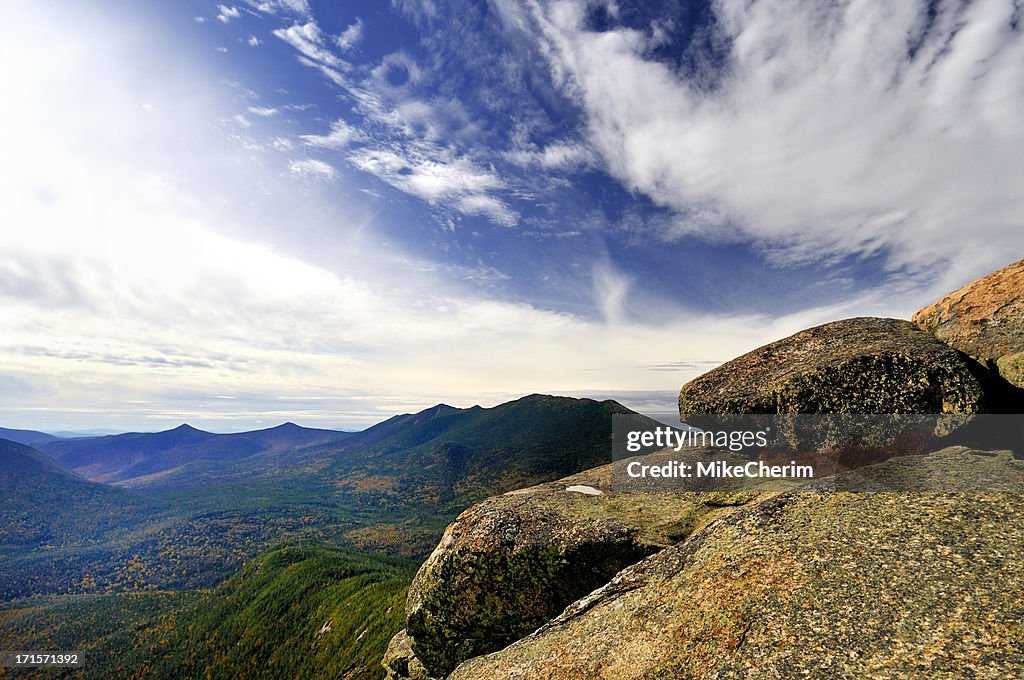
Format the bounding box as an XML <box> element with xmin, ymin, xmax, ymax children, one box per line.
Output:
<box><xmin>272</xmin><ymin>20</ymin><xmax>350</xmax><ymax>72</ymax></box>
<box><xmin>272</xmin><ymin>16</ymin><xmax>521</xmax><ymax>226</ymax></box>
<box><xmin>505</xmin><ymin>141</ymin><xmax>596</xmax><ymax>172</ymax></box>
<box><xmin>288</xmin><ymin>158</ymin><xmax>337</xmax><ymax>179</ymax></box>
<box><xmin>349</xmin><ymin>147</ymin><xmax>517</xmax><ymax>225</ymax></box>
<box><xmin>245</xmin><ymin>0</ymin><xmax>311</xmax><ymax>18</ymax></box>
<box><xmin>247</xmin><ymin>105</ymin><xmax>278</xmax><ymax>117</ymax></box>
<box><xmin>506</xmin><ymin>0</ymin><xmax>1024</xmax><ymax>286</ymax></box>
<box><xmin>335</xmin><ymin>18</ymin><xmax>363</xmax><ymax>52</ymax></box>
<box><xmin>299</xmin><ymin>119</ymin><xmax>365</xmax><ymax>148</ymax></box>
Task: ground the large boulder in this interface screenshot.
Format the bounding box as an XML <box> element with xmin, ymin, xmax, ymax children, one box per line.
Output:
<box><xmin>913</xmin><ymin>258</ymin><xmax>1024</xmax><ymax>390</ymax></box>
<box><xmin>400</xmin><ymin>451</ymin><xmax>791</xmax><ymax>677</ymax></box>
<box><xmin>678</xmin><ymin>317</ymin><xmax>986</xmax><ymax>416</ymax></box>
<box><xmin>450</xmin><ymin>447</ymin><xmax>1024</xmax><ymax>679</ymax></box>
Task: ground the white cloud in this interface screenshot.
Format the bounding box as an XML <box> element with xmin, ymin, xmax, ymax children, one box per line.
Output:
<box><xmin>391</xmin><ymin>0</ymin><xmax>438</xmax><ymax>21</ymax></box>
<box><xmin>506</xmin><ymin>141</ymin><xmax>595</xmax><ymax>171</ymax></box>
<box><xmin>299</xmin><ymin>119</ymin><xmax>365</xmax><ymax>148</ymax></box>
<box><xmin>349</xmin><ymin>148</ymin><xmax>517</xmax><ymax>224</ymax></box>
<box><xmin>516</xmin><ymin>0</ymin><xmax>1024</xmax><ymax>282</ymax></box>
<box><xmin>591</xmin><ymin>260</ymin><xmax>630</xmax><ymax>325</ymax></box>
<box><xmin>245</xmin><ymin>0</ymin><xmax>311</xmax><ymax>17</ymax></box>
<box><xmin>247</xmin><ymin>35</ymin><xmax>261</xmax><ymax>46</ymax></box>
<box><xmin>216</xmin><ymin>5</ymin><xmax>241</xmax><ymax>23</ymax></box>
<box><xmin>271</xmin><ymin>136</ymin><xmax>295</xmax><ymax>151</ymax></box>
<box><xmin>271</xmin><ymin>18</ymin><xmax>520</xmax><ymax>227</ymax></box>
<box><xmin>288</xmin><ymin>158</ymin><xmax>337</xmax><ymax>179</ymax></box>
<box><xmin>455</xmin><ymin>194</ymin><xmax>518</xmax><ymax>227</ymax></box>
<box><xmin>273</xmin><ymin>20</ymin><xmax>348</xmax><ymax>70</ymax></box>
<box><xmin>273</xmin><ymin>20</ymin><xmax>353</xmax><ymax>88</ymax></box>
<box><xmin>369</xmin><ymin>51</ymin><xmax>425</xmax><ymax>90</ymax></box>
<box><xmin>335</xmin><ymin>18</ymin><xmax>363</xmax><ymax>52</ymax></box>
<box><xmin>247</xmin><ymin>105</ymin><xmax>279</xmax><ymax>117</ymax></box>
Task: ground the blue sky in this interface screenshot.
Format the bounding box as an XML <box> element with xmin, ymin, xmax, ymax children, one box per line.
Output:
<box><xmin>1</xmin><ymin>0</ymin><xmax>1023</xmax><ymax>432</ymax></box>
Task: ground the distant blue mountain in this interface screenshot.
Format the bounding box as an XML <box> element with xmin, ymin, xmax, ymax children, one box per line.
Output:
<box><xmin>0</xmin><ymin>427</ymin><xmax>62</xmax><ymax>447</ymax></box>
<box><xmin>50</xmin><ymin>429</ymin><xmax>125</xmax><ymax>438</ymax></box>
<box><xmin>40</xmin><ymin>422</ymin><xmax>349</xmax><ymax>485</ymax></box>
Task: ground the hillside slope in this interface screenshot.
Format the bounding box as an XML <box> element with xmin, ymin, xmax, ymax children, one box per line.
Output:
<box><xmin>0</xmin><ymin>427</ymin><xmax>61</xmax><ymax>447</ymax></box>
<box><xmin>139</xmin><ymin>545</ymin><xmax>415</xmax><ymax>680</ymax></box>
<box><xmin>0</xmin><ymin>545</ymin><xmax>413</xmax><ymax>680</ymax></box>
<box><xmin>319</xmin><ymin>394</ymin><xmax>642</xmax><ymax>513</ymax></box>
<box><xmin>0</xmin><ymin>439</ymin><xmax>153</xmax><ymax>552</ymax></box>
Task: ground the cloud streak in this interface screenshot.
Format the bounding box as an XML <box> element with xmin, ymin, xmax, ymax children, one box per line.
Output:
<box><xmin>299</xmin><ymin>119</ymin><xmax>365</xmax><ymax>148</ymax></box>
<box><xmin>335</xmin><ymin>18</ymin><xmax>363</xmax><ymax>52</ymax></box>
<box><xmin>273</xmin><ymin>17</ymin><xmax>522</xmax><ymax>226</ymax></box>
<box><xmin>511</xmin><ymin>0</ymin><xmax>1024</xmax><ymax>282</ymax></box>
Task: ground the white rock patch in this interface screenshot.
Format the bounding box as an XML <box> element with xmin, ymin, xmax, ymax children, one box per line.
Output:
<box><xmin>565</xmin><ymin>484</ymin><xmax>602</xmax><ymax>496</ymax></box>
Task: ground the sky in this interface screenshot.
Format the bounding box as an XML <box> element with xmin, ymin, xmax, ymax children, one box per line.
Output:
<box><xmin>1</xmin><ymin>0</ymin><xmax>1022</xmax><ymax>433</ymax></box>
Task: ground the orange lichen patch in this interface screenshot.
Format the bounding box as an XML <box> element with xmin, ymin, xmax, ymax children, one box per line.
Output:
<box><xmin>913</xmin><ymin>258</ymin><xmax>1024</xmax><ymax>361</ymax></box>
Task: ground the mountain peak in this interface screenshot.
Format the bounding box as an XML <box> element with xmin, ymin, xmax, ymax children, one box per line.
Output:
<box><xmin>259</xmin><ymin>422</ymin><xmax>310</xmax><ymax>433</ymax></box>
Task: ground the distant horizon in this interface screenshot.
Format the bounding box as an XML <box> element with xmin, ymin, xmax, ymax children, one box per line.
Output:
<box><xmin>0</xmin><ymin>389</ymin><xmax>681</xmax><ymax>435</ymax></box>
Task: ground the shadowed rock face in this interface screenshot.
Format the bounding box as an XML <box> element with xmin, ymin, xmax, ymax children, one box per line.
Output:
<box><xmin>450</xmin><ymin>448</ymin><xmax>1024</xmax><ymax>679</ymax></box>
<box><xmin>678</xmin><ymin>317</ymin><xmax>986</xmax><ymax>417</ymax></box>
<box><xmin>382</xmin><ymin>629</ymin><xmax>434</xmax><ymax>680</ymax></box>
<box><xmin>913</xmin><ymin>258</ymin><xmax>1024</xmax><ymax>390</ymax></box>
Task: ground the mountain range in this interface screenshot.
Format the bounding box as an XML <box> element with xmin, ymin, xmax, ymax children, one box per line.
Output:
<box><xmin>0</xmin><ymin>393</ymin><xmax>644</xmax><ymax>591</ymax></box>
<box><xmin>40</xmin><ymin>422</ymin><xmax>348</xmax><ymax>486</ymax></box>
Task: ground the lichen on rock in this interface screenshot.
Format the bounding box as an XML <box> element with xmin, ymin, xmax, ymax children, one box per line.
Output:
<box><xmin>678</xmin><ymin>317</ymin><xmax>986</xmax><ymax>417</ymax></box>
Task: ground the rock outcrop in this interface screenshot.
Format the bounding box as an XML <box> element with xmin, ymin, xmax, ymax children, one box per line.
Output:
<box><xmin>913</xmin><ymin>258</ymin><xmax>1024</xmax><ymax>390</ymax></box>
<box><xmin>678</xmin><ymin>317</ymin><xmax>986</xmax><ymax>416</ymax></box>
<box><xmin>451</xmin><ymin>448</ymin><xmax>1024</xmax><ymax>678</ymax></box>
<box><xmin>402</xmin><ymin>450</ymin><xmax>800</xmax><ymax>677</ymax></box>
<box><xmin>383</xmin><ymin>629</ymin><xmax>434</xmax><ymax>680</ymax></box>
